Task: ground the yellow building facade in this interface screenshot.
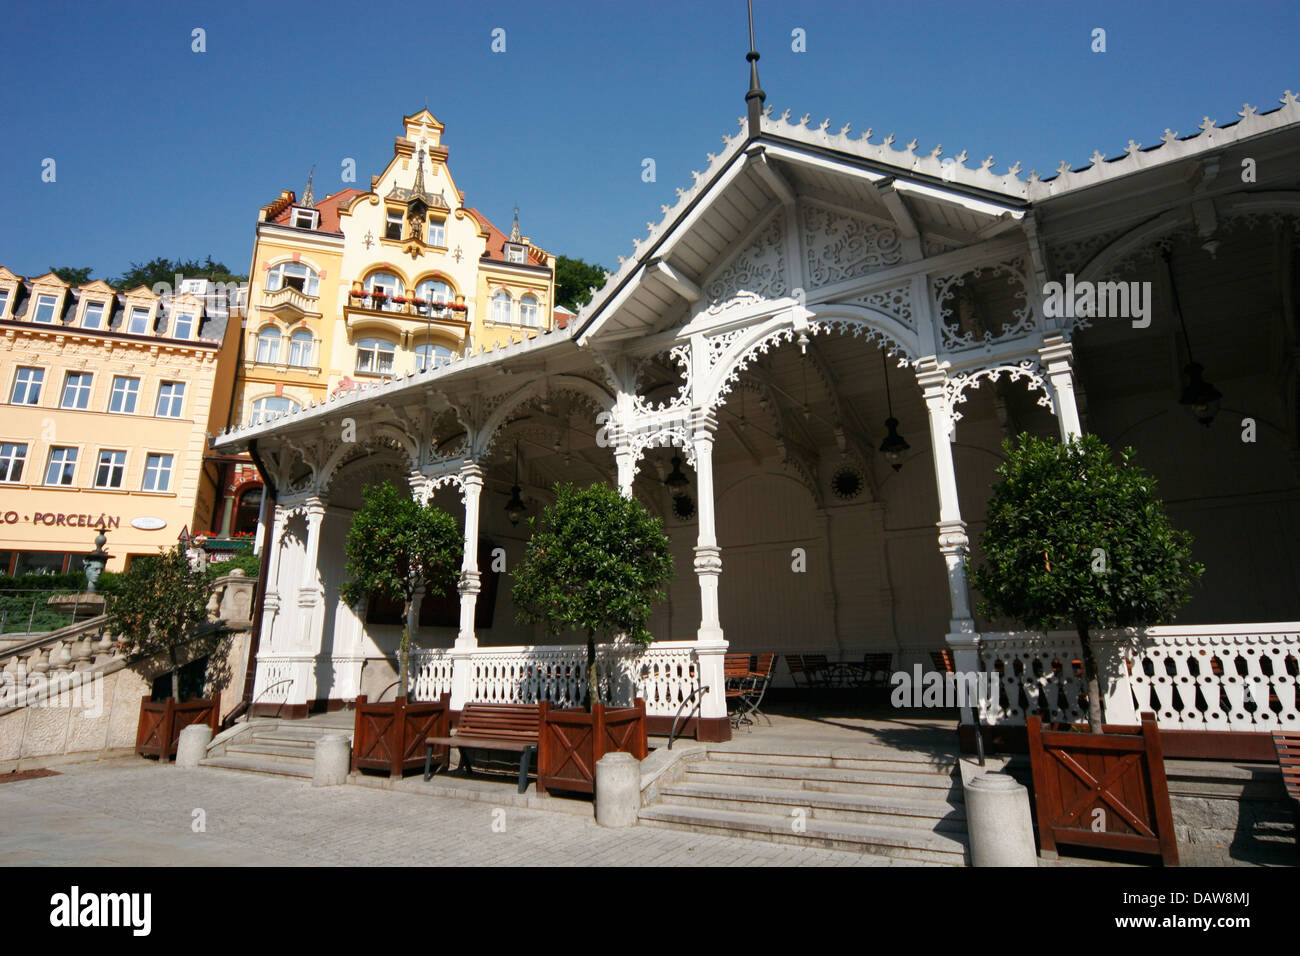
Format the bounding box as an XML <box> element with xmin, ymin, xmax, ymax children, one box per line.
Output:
<box><xmin>212</xmin><ymin>108</ymin><xmax>562</xmax><ymax>539</ymax></box>
<box><xmin>0</xmin><ymin>267</ymin><xmax>242</xmax><ymax>573</ymax></box>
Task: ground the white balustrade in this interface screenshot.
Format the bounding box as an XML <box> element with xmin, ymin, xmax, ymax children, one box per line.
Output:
<box><xmin>405</xmin><ymin>641</ymin><xmax>702</xmax><ymax>718</ymax></box>
<box><xmin>978</xmin><ymin>623</ymin><xmax>1300</xmax><ymax>731</ymax></box>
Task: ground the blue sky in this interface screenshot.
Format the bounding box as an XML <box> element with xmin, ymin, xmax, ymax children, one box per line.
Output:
<box><xmin>1</xmin><ymin>0</ymin><xmax>1297</xmax><ymax>280</ymax></box>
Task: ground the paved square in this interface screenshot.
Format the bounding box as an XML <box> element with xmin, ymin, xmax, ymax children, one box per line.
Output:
<box><xmin>0</xmin><ymin>759</ymin><xmax>916</xmax><ymax>866</ymax></box>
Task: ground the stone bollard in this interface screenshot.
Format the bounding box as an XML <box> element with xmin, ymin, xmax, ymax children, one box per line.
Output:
<box><xmin>966</xmin><ymin>772</ymin><xmax>1038</xmax><ymax>866</ymax></box>
<box><xmin>595</xmin><ymin>751</ymin><xmax>641</xmax><ymax>828</ymax></box>
<box><xmin>175</xmin><ymin>724</ymin><xmax>213</xmax><ymax>768</ymax></box>
<box><xmin>313</xmin><ymin>734</ymin><xmax>351</xmax><ymax>787</ymax></box>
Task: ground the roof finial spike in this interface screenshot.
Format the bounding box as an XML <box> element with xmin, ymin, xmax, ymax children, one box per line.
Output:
<box><xmin>744</xmin><ymin>0</ymin><xmax>766</xmax><ymax>138</ymax></box>
<box><xmin>510</xmin><ymin>204</ymin><xmax>522</xmax><ymax>243</ymax></box>
<box><xmin>302</xmin><ymin>165</ymin><xmax>316</xmax><ymax>208</ymax></box>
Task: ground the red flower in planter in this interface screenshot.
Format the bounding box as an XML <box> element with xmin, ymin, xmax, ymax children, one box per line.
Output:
<box><xmin>450</xmin><ymin>302</ymin><xmax>468</xmax><ymax>311</ymax></box>
<box><xmin>391</xmin><ymin>296</ymin><xmax>407</xmax><ymax>304</ymax></box>
<box><xmin>412</xmin><ymin>297</ymin><xmax>427</xmax><ymax>307</ymax></box>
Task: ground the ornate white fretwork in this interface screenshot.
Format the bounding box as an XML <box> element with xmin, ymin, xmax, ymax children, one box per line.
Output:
<box><xmin>633</xmin><ymin>344</ymin><xmax>691</xmax><ymax>413</ymax></box>
<box><xmin>704</xmin><ymin>214</ymin><xmax>788</xmax><ymax>314</ymax></box>
<box><xmin>944</xmin><ymin>361</ymin><xmax>1054</xmax><ymax>426</ymax></box>
<box><xmin>836</xmin><ymin>282</ymin><xmax>916</xmax><ymax>331</ymax></box>
<box><xmin>802</xmin><ymin>201</ymin><xmax>904</xmax><ymax>289</ymax></box>
<box><xmin>932</xmin><ymin>259</ymin><xmax>1035</xmax><ymax>351</ymax></box>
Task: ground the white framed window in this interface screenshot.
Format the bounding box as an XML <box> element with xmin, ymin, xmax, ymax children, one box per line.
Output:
<box><xmin>0</xmin><ymin>442</ymin><xmax>27</xmax><ymax>483</ymax></box>
<box><xmin>127</xmin><ymin>306</ymin><xmax>151</xmax><ymax>334</ymax></box>
<box><xmin>363</xmin><ymin>272</ymin><xmax>404</xmax><ymax>312</ymax></box>
<box><xmin>256</xmin><ymin>326</ymin><xmax>281</xmax><ymax>364</ymax></box>
<box><xmin>108</xmin><ymin>376</ymin><xmax>140</xmax><ymax>414</ymax></box>
<box><xmin>505</xmin><ymin>245</ymin><xmax>526</xmax><ymax>264</ymax></box>
<box><xmin>94</xmin><ymin>449</ymin><xmax>127</xmax><ymax>489</ymax></box>
<box><xmin>156</xmin><ymin>381</ymin><xmax>185</xmax><ymax>418</ymax></box>
<box><xmin>142</xmin><ymin>453</ymin><xmax>173</xmax><ymax>492</ymax></box>
<box><xmin>33</xmin><ymin>294</ymin><xmax>58</xmax><ymax>324</ymax></box>
<box><xmin>428</xmin><ymin>219</ymin><xmax>446</xmax><ymax>246</ymax></box>
<box><xmin>0</xmin><ymin>289</ymin><xmax>10</xmax><ymax>318</ymax></box>
<box><xmin>385</xmin><ymin>208</ymin><xmax>404</xmax><ymax>240</ymax></box>
<box><xmin>291</xmin><ymin>208</ymin><xmax>318</xmax><ymax>229</ymax></box>
<box><xmin>415</xmin><ymin>279</ymin><xmax>452</xmax><ymax>310</ymax></box>
<box><xmin>519</xmin><ymin>295</ymin><xmax>539</xmax><ymax>328</ymax></box>
<box><xmin>81</xmin><ymin>300</ymin><xmax>106</xmax><ymax>330</ymax></box>
<box><xmin>172</xmin><ymin>312</ymin><xmax>194</xmax><ymax>339</ymax></box>
<box><xmin>44</xmin><ymin>447</ymin><xmax>78</xmax><ymax>486</ymax></box>
<box><xmin>11</xmin><ymin>367</ymin><xmax>44</xmax><ymax>405</ymax></box>
<box><xmin>61</xmin><ymin>372</ymin><xmax>93</xmax><ymax>409</ymax></box>
<box><xmin>415</xmin><ymin>343</ymin><xmax>453</xmax><ymax>371</ymax></box>
<box><xmin>492</xmin><ymin>290</ymin><xmax>512</xmax><ymax>324</ymax></box>
<box><xmin>289</xmin><ymin>329</ymin><xmax>314</xmax><ymax>367</ymax></box>
<box><xmin>250</xmin><ymin>396</ymin><xmax>302</xmax><ymax>424</ymax></box>
<box><xmin>268</xmin><ymin>261</ymin><xmax>320</xmax><ymax>298</ymax></box>
<box><xmin>356</xmin><ymin>337</ymin><xmax>396</xmax><ymax>375</ymax></box>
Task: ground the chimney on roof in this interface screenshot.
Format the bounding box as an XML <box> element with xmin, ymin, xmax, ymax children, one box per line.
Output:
<box><xmin>745</xmin><ymin>0</ymin><xmax>766</xmax><ymax>138</ymax></box>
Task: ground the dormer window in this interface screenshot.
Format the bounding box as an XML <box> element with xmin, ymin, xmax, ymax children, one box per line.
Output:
<box><xmin>268</xmin><ymin>261</ymin><xmax>320</xmax><ymax>298</ymax></box>
<box><xmin>291</xmin><ymin>207</ymin><xmax>319</xmax><ymax>230</ymax></box>
<box><xmin>385</xmin><ymin>209</ymin><xmax>404</xmax><ymax>240</ymax></box>
<box><xmin>81</xmin><ymin>300</ymin><xmax>106</xmax><ymax>330</ymax></box>
<box><xmin>173</xmin><ymin>312</ymin><xmax>194</xmax><ymax>339</ymax></box>
<box><xmin>0</xmin><ymin>289</ymin><xmax>10</xmax><ymax>319</ymax></box>
<box><xmin>127</xmin><ymin>306</ymin><xmax>151</xmax><ymax>334</ymax></box>
<box><xmin>505</xmin><ymin>244</ymin><xmax>526</xmax><ymax>264</ymax></box>
<box><xmin>33</xmin><ymin>294</ymin><xmax>59</xmax><ymax>324</ymax></box>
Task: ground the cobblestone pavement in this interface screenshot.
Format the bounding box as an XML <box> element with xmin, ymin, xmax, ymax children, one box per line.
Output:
<box><xmin>0</xmin><ymin>759</ymin><xmax>916</xmax><ymax>866</ymax></box>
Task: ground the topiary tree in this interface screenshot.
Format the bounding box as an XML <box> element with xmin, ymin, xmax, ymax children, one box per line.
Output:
<box><xmin>340</xmin><ymin>482</ymin><xmax>462</xmax><ymax>700</ymax></box>
<box><xmin>511</xmin><ymin>482</ymin><xmax>674</xmax><ymax>709</ymax></box>
<box><xmin>110</xmin><ymin>546</ymin><xmax>214</xmax><ymax>701</ymax></box>
<box><xmin>972</xmin><ymin>433</ymin><xmax>1203</xmax><ymax>732</ymax></box>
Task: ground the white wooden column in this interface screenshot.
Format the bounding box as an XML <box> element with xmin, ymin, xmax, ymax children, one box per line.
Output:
<box><xmin>615</xmin><ymin>446</ymin><xmax>636</xmax><ymax>498</ymax></box>
<box><xmin>690</xmin><ymin>413</ymin><xmax>728</xmax><ymax>726</ymax></box>
<box><xmin>1039</xmin><ymin>334</ymin><xmax>1082</xmax><ymax>441</ymax></box>
<box><xmin>296</xmin><ymin>497</ymin><xmax>327</xmax><ymax>649</ymax></box>
<box><xmin>455</xmin><ymin>463</ymin><xmax>483</xmax><ymax>650</ymax></box>
<box><xmin>451</xmin><ymin>462</ymin><xmax>483</xmax><ymax>710</ymax></box>
<box><xmin>258</xmin><ymin>504</ymin><xmax>288</xmax><ymax>651</ymax></box>
<box><xmin>916</xmin><ymin>360</ymin><xmax>979</xmax><ymax>723</ymax></box>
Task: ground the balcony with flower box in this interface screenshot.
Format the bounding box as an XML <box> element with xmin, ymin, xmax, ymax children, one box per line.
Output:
<box><xmin>343</xmin><ymin>287</ymin><xmax>470</xmax><ymax>348</ymax></box>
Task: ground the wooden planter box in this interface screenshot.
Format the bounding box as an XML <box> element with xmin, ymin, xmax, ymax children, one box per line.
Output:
<box><xmin>1026</xmin><ymin>712</ymin><xmax>1179</xmax><ymax>866</ymax></box>
<box><xmin>352</xmin><ymin>694</ymin><xmax>450</xmax><ymax>777</ymax></box>
<box><xmin>135</xmin><ymin>696</ymin><xmax>219</xmax><ymax>761</ymax></box>
<box><xmin>538</xmin><ymin>697</ymin><xmax>648</xmax><ymax>795</ymax></box>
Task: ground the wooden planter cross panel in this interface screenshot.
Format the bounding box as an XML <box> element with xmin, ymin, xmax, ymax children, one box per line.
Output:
<box><xmin>352</xmin><ymin>694</ymin><xmax>450</xmax><ymax>777</ymax></box>
<box><xmin>537</xmin><ymin>698</ymin><xmax>648</xmax><ymax>796</ymax></box>
<box><xmin>1026</xmin><ymin>713</ymin><xmax>1179</xmax><ymax>866</ymax></box>
<box><xmin>135</xmin><ymin>696</ymin><xmax>219</xmax><ymax>760</ymax></box>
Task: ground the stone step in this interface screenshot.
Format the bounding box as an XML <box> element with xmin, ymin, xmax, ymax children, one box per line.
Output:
<box><xmin>227</xmin><ymin>742</ymin><xmax>316</xmax><ymax>762</ymax></box>
<box><xmin>249</xmin><ymin>733</ymin><xmax>325</xmax><ymax>749</ymax></box>
<box><xmin>707</xmin><ymin>748</ymin><xmax>958</xmax><ymax>774</ymax></box>
<box><xmin>684</xmin><ymin>760</ymin><xmax>963</xmax><ymax>799</ymax></box>
<box><xmin>199</xmin><ymin>755</ymin><xmax>312</xmax><ymax>779</ymax></box>
<box><xmin>638</xmin><ymin>804</ymin><xmax>967</xmax><ymax>864</ymax></box>
<box><xmin>660</xmin><ymin>781</ymin><xmax>967</xmax><ymax>831</ymax></box>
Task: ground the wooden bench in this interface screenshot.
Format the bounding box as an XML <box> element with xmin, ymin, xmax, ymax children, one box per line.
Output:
<box><xmin>860</xmin><ymin>653</ymin><xmax>894</xmax><ymax>689</ymax></box>
<box><xmin>1274</xmin><ymin>731</ymin><xmax>1300</xmax><ymax>855</ymax></box>
<box><xmin>424</xmin><ymin>702</ymin><xmax>542</xmax><ymax>793</ymax></box>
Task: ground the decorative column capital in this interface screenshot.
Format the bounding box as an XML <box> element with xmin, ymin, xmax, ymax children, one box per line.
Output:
<box><xmin>689</xmin><ymin>409</ymin><xmax>719</xmax><ymax>442</ymax></box>
<box><xmin>1038</xmin><ymin>333</ymin><xmax>1075</xmax><ymax>371</ymax></box>
<box><xmin>913</xmin><ymin>356</ymin><xmax>949</xmax><ymax>396</ymax></box>
<box><xmin>693</xmin><ymin>544</ymin><xmax>723</xmax><ymax>574</ymax></box>
<box><xmin>457</xmin><ymin>570</ymin><xmax>481</xmax><ymax>595</ymax></box>
<box><xmin>459</xmin><ymin>460</ymin><xmax>484</xmax><ymax>488</ymax></box>
<box><xmin>937</xmin><ymin>519</ymin><xmax>970</xmax><ymax>555</ymax></box>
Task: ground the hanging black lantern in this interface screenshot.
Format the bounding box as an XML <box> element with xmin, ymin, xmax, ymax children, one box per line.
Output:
<box><xmin>879</xmin><ymin>417</ymin><xmax>910</xmax><ymax>471</ymax></box>
<box><xmin>878</xmin><ymin>353</ymin><xmax>909</xmax><ymax>471</ymax></box>
<box><xmin>660</xmin><ymin>455</ymin><xmax>691</xmax><ymax>489</ymax></box>
<box><xmin>1164</xmin><ymin>247</ymin><xmax>1221</xmax><ymax>427</ymax></box>
<box><xmin>505</xmin><ymin>441</ymin><xmax>525</xmax><ymax>524</ymax></box>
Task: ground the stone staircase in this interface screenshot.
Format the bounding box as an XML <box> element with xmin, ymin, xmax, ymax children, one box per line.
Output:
<box><xmin>200</xmin><ymin>712</ymin><xmax>354</xmax><ymax>779</ymax></box>
<box><xmin>639</xmin><ymin>741</ymin><xmax>969</xmax><ymax>864</ymax></box>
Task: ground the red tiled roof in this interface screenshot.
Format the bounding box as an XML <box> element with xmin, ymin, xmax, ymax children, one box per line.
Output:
<box><xmin>464</xmin><ymin>207</ymin><xmax>548</xmax><ymax>266</ymax></box>
<box><xmin>271</xmin><ymin>188</ymin><xmax>365</xmax><ymax>233</ymax></box>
